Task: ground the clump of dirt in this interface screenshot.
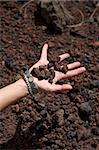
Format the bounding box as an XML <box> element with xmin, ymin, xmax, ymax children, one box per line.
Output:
<box><xmin>31</xmin><ymin>55</ymin><xmax>68</xmax><ymax>83</ymax></box>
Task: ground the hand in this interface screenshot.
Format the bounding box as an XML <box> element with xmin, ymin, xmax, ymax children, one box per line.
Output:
<box><xmin>29</xmin><ymin>44</ymin><xmax>86</xmax><ymax>92</ymax></box>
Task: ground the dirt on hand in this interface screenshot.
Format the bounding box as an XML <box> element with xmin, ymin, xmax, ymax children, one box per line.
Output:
<box><xmin>31</xmin><ymin>56</ymin><xmax>68</xmax><ymax>84</ymax></box>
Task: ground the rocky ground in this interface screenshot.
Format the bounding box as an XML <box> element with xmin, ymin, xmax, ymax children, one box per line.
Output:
<box><xmin>0</xmin><ymin>1</ymin><xmax>99</xmax><ymax>150</ymax></box>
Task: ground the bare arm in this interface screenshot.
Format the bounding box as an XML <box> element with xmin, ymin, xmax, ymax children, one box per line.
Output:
<box><xmin>0</xmin><ymin>44</ymin><xmax>86</xmax><ymax>111</ymax></box>
<box><xmin>0</xmin><ymin>79</ymin><xmax>28</xmax><ymax>110</ymax></box>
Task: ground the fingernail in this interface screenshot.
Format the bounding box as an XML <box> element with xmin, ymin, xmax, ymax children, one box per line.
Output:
<box><xmin>83</xmin><ymin>67</ymin><xmax>86</xmax><ymax>71</ymax></box>
<box><xmin>66</xmin><ymin>84</ymin><xmax>72</xmax><ymax>89</ymax></box>
<box><xmin>69</xmin><ymin>86</ymin><xmax>73</xmax><ymax>89</ymax></box>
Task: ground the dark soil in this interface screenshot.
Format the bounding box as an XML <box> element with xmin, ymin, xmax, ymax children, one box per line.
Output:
<box><xmin>0</xmin><ymin>1</ymin><xmax>99</xmax><ymax>150</ymax></box>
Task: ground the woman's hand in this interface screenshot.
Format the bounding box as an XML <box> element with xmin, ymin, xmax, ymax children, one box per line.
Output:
<box><xmin>29</xmin><ymin>44</ymin><xmax>86</xmax><ymax>92</ymax></box>
<box><xmin>0</xmin><ymin>44</ymin><xmax>86</xmax><ymax>110</ymax></box>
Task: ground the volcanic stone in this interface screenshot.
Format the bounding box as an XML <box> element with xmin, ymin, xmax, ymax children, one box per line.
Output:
<box><xmin>79</xmin><ymin>102</ymin><xmax>92</xmax><ymax>115</ymax></box>
<box><xmin>79</xmin><ymin>102</ymin><xmax>92</xmax><ymax>121</ymax></box>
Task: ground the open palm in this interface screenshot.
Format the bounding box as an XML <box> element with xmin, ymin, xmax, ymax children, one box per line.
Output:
<box><xmin>29</xmin><ymin>44</ymin><xmax>86</xmax><ymax>92</ymax></box>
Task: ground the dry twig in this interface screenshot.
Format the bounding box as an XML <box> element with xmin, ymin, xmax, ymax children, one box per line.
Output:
<box><xmin>67</xmin><ymin>8</ymin><xmax>84</xmax><ymax>28</ymax></box>
<box><xmin>89</xmin><ymin>2</ymin><xmax>99</xmax><ymax>20</ymax></box>
<box><xmin>19</xmin><ymin>0</ymin><xmax>33</xmax><ymax>16</ymax></box>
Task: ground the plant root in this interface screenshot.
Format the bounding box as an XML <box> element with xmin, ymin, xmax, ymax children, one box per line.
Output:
<box><xmin>89</xmin><ymin>3</ymin><xmax>99</xmax><ymax>20</ymax></box>
<box><xmin>67</xmin><ymin>9</ymin><xmax>84</xmax><ymax>28</ymax></box>
<box><xmin>19</xmin><ymin>0</ymin><xmax>34</xmax><ymax>16</ymax></box>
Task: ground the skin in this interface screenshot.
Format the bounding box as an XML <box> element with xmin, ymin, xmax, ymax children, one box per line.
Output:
<box><xmin>0</xmin><ymin>44</ymin><xmax>86</xmax><ymax>110</ymax></box>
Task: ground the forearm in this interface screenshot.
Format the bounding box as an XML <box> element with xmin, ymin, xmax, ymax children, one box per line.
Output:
<box><xmin>0</xmin><ymin>79</ymin><xmax>29</xmax><ymax>110</ymax></box>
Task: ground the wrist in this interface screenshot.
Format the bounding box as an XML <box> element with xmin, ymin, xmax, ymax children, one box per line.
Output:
<box><xmin>23</xmin><ymin>70</ymin><xmax>38</xmax><ymax>96</ymax></box>
<box><xmin>16</xmin><ymin>78</ymin><xmax>29</xmax><ymax>96</ymax></box>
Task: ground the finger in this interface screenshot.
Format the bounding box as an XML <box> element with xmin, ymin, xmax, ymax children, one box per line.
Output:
<box><xmin>29</xmin><ymin>62</ymin><xmax>40</xmax><ymax>72</ymax></box>
<box><xmin>59</xmin><ymin>53</ymin><xmax>70</xmax><ymax>62</ymax></box>
<box><xmin>51</xmin><ymin>84</ymin><xmax>72</xmax><ymax>92</ymax></box>
<box><xmin>63</xmin><ymin>67</ymin><xmax>86</xmax><ymax>78</ymax></box>
<box><xmin>53</xmin><ymin>67</ymin><xmax>86</xmax><ymax>84</ymax></box>
<box><xmin>40</xmin><ymin>43</ymin><xmax>48</xmax><ymax>61</ymax></box>
<box><xmin>67</xmin><ymin>62</ymin><xmax>81</xmax><ymax>70</ymax></box>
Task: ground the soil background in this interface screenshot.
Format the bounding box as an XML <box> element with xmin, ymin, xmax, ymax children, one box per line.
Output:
<box><xmin>0</xmin><ymin>1</ymin><xmax>99</xmax><ymax>150</ymax></box>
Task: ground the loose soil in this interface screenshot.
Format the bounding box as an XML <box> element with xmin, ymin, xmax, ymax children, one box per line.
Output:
<box><xmin>0</xmin><ymin>1</ymin><xmax>99</xmax><ymax>150</ymax></box>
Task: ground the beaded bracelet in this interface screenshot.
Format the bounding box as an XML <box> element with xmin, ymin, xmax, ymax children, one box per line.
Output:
<box><xmin>23</xmin><ymin>70</ymin><xmax>38</xmax><ymax>96</ymax></box>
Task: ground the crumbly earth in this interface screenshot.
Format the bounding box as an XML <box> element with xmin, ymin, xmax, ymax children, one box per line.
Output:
<box><xmin>0</xmin><ymin>1</ymin><xmax>99</xmax><ymax>150</ymax></box>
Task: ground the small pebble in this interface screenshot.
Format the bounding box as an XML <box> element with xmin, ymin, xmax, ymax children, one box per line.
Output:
<box><xmin>79</xmin><ymin>102</ymin><xmax>92</xmax><ymax>115</ymax></box>
<box><xmin>55</xmin><ymin>109</ymin><xmax>64</xmax><ymax>126</ymax></box>
<box><xmin>15</xmin><ymin>104</ymin><xmax>20</xmax><ymax>113</ymax></box>
<box><xmin>48</xmin><ymin>61</ymin><xmax>54</xmax><ymax>68</ymax></box>
<box><xmin>61</xmin><ymin>65</ymin><xmax>68</xmax><ymax>74</ymax></box>
<box><xmin>54</xmin><ymin>62</ymin><xmax>61</xmax><ymax>71</ymax></box>
<box><xmin>79</xmin><ymin>102</ymin><xmax>92</xmax><ymax>121</ymax></box>
<box><xmin>39</xmin><ymin>65</ymin><xmax>46</xmax><ymax>71</ymax></box>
